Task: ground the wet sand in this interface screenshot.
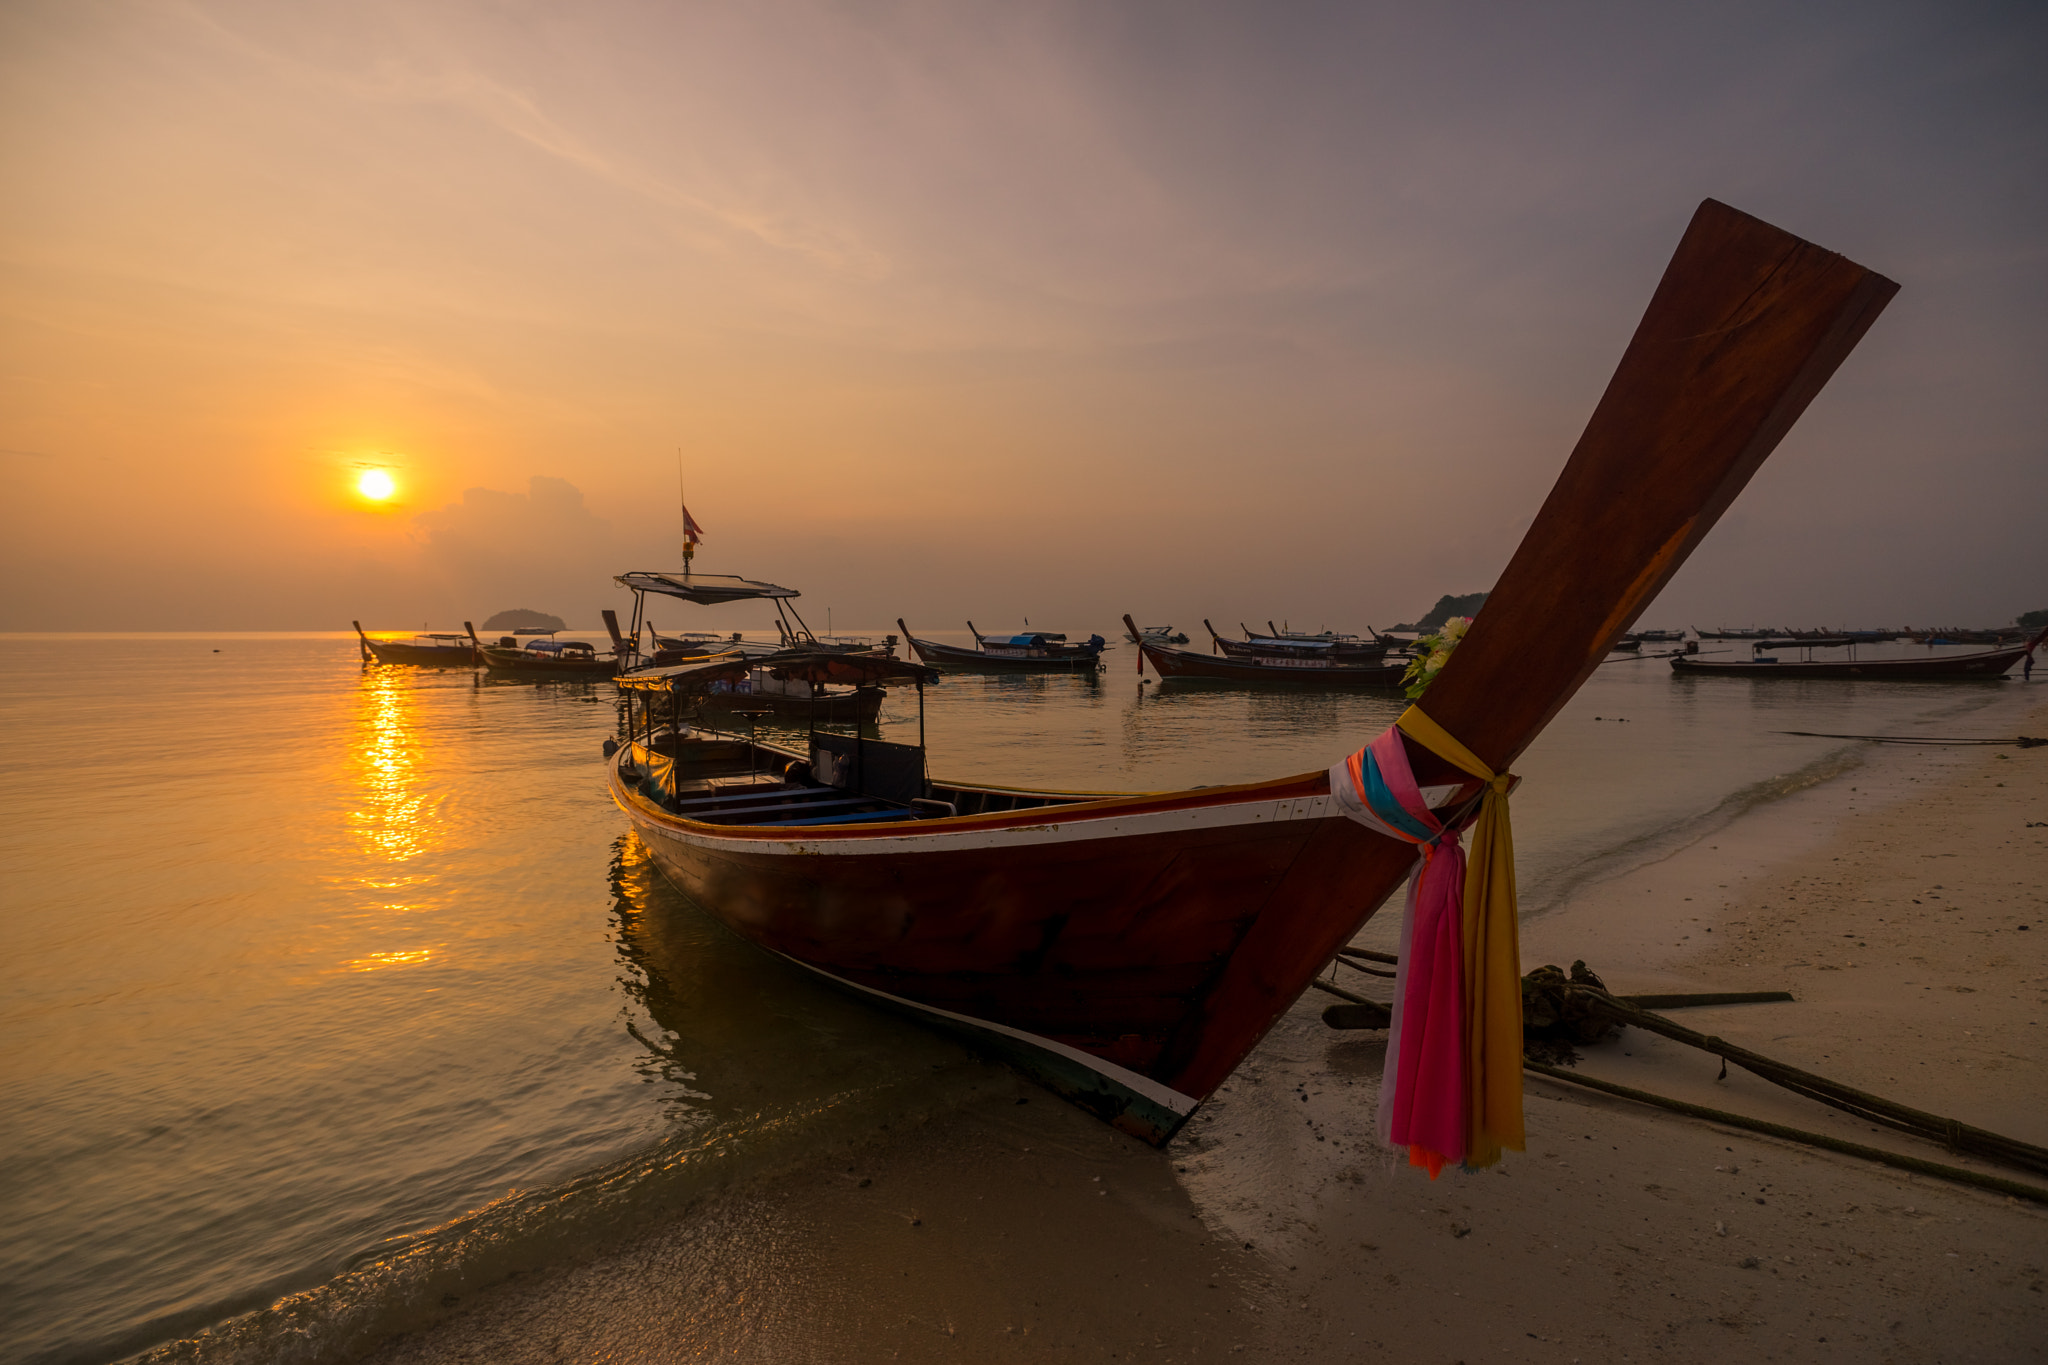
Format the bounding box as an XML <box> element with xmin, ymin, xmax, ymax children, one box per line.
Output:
<box><xmin>364</xmin><ymin>696</ymin><xmax>2046</xmax><ymax>1364</ymax></box>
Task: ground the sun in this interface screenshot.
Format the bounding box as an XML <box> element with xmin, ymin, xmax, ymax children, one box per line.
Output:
<box><xmin>357</xmin><ymin>470</ymin><xmax>396</xmax><ymax>501</ymax></box>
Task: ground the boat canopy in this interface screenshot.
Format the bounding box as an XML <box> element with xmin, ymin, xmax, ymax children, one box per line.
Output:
<box><xmin>617</xmin><ymin>649</ymin><xmax>938</xmax><ymax>694</ymax></box>
<box><xmin>616</xmin><ymin>571</ymin><xmax>800</xmax><ymax>604</ymax></box>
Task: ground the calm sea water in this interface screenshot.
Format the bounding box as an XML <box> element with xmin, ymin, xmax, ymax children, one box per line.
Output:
<box><xmin>0</xmin><ymin>630</ymin><xmax>2034</xmax><ymax>1364</ymax></box>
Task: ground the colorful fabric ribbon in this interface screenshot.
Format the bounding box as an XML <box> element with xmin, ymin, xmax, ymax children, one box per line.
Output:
<box><xmin>1328</xmin><ymin>707</ymin><xmax>1525</xmax><ymax>1175</ymax></box>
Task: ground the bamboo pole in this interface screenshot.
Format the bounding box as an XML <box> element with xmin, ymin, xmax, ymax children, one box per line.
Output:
<box><xmin>1578</xmin><ymin>989</ymin><xmax>2048</xmax><ymax>1178</ymax></box>
<box><xmin>1525</xmin><ymin>1061</ymin><xmax>2048</xmax><ymax>1206</ymax></box>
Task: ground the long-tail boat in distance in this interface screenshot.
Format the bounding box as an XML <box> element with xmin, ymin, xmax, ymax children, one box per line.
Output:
<box><xmin>614</xmin><ymin>569</ymin><xmax>889</xmax><ymax>666</ymax></box>
<box><xmin>1145</xmin><ymin>619</ymin><xmax>1407</xmax><ymax>686</ymax></box>
<box><xmin>626</xmin><ymin>640</ymin><xmax>894</xmax><ymax>724</ymax></box>
<box><xmin>1671</xmin><ymin>626</ymin><xmax>2043</xmax><ymax>680</ymax></box>
<box><xmin>1203</xmin><ymin>619</ymin><xmax>1392</xmax><ymax>662</ymax></box>
<box><xmin>897</xmin><ymin>619</ymin><xmax>1107</xmax><ymax>672</ymax></box>
<box><xmin>647</xmin><ymin>625</ymin><xmax>783</xmax><ymax>660</ymax></box>
<box><xmin>606</xmin><ymin>200</ymin><xmax>1897</xmax><ymax>1144</ymax></box>
<box><xmin>352</xmin><ymin>622</ymin><xmax>479</xmax><ymax>666</ymax></box>
<box><xmin>1264</xmin><ymin>620</ymin><xmax>1389</xmax><ymax>650</ymax></box>
<box><xmin>468</xmin><ymin>623</ymin><xmax>625</xmax><ymax>679</ymax></box>
<box><xmin>609</xmin><ymin>575</ymin><xmax>897</xmax><ymax>718</ymax></box>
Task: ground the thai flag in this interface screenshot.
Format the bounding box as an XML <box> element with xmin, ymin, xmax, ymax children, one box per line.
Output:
<box><xmin>683</xmin><ymin>505</ymin><xmax>705</xmax><ymax>544</ymax></box>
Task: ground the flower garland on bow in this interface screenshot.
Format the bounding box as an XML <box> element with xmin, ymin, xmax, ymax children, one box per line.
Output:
<box><xmin>1402</xmin><ymin>616</ymin><xmax>1471</xmax><ymax>699</ymax></box>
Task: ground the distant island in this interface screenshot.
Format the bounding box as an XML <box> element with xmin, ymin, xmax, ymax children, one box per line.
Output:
<box><xmin>2021</xmin><ymin>608</ymin><xmax>2047</xmax><ymax>632</ymax></box>
<box><xmin>482</xmin><ymin>608</ymin><xmax>566</xmax><ymax>631</ymax></box>
<box><xmin>1390</xmin><ymin>591</ymin><xmax>1489</xmax><ymax>633</ymax></box>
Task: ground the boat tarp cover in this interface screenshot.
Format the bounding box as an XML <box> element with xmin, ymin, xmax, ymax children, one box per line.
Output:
<box><xmin>616</xmin><ymin>571</ymin><xmax>800</xmax><ymax>604</ymax></box>
<box><xmin>616</xmin><ymin>658</ymin><xmax>756</xmax><ymax>693</ymax></box>
<box><xmin>765</xmin><ymin>652</ymin><xmax>939</xmax><ymax>687</ymax></box>
<box><xmin>628</xmin><ymin>742</ymin><xmax>678</xmax><ymax>799</ymax></box>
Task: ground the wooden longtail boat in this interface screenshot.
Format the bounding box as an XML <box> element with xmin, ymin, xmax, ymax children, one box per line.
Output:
<box><xmin>1140</xmin><ymin>619</ymin><xmax>1408</xmax><ymax>687</ymax></box>
<box><xmin>352</xmin><ymin>622</ymin><xmax>479</xmax><ymax>666</ymax></box>
<box><xmin>1203</xmin><ymin>619</ymin><xmax>1393</xmax><ymax>663</ymax></box>
<box><xmin>647</xmin><ymin>627</ymin><xmax>783</xmax><ymax>660</ymax></box>
<box><xmin>1671</xmin><ymin>628</ymin><xmax>2042</xmax><ymax>680</ymax></box>
<box><xmin>609</xmin><ymin>201</ymin><xmax>1896</xmax><ymax>1144</ymax></box>
<box><xmin>615</xmin><ymin>570</ymin><xmax>887</xmax><ymax>666</ymax></box>
<box><xmin>467</xmin><ymin>623</ymin><xmax>625</xmax><ymax>679</ymax></box>
<box><xmin>666</xmin><ymin>658</ymin><xmax>891</xmax><ymax>724</ymax></box>
<box><xmin>897</xmin><ymin>619</ymin><xmax>1107</xmax><ymax>672</ymax></box>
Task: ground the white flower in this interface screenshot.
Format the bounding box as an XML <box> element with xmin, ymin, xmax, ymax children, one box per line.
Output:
<box><xmin>1440</xmin><ymin>616</ymin><xmax>1470</xmax><ymax>643</ymax></box>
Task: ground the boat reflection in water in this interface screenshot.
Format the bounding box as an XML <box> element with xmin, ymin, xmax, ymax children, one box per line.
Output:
<box><xmin>606</xmin><ymin>830</ymin><xmax>985</xmax><ymax>1127</ymax></box>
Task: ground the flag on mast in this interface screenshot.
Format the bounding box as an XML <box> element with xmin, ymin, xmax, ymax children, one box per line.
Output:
<box><xmin>683</xmin><ymin>505</ymin><xmax>704</xmax><ymax>545</ymax></box>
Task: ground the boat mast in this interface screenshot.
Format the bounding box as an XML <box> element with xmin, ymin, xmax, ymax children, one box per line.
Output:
<box><xmin>677</xmin><ymin>452</ymin><xmax>696</xmax><ymax>582</ymax></box>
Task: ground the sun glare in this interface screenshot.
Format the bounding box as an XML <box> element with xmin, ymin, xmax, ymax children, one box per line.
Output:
<box><xmin>358</xmin><ymin>470</ymin><xmax>396</xmax><ymax>501</ymax></box>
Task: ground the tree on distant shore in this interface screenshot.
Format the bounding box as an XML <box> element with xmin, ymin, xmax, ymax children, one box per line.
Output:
<box><xmin>1391</xmin><ymin>591</ymin><xmax>1489</xmax><ymax>632</ymax></box>
<box><xmin>482</xmin><ymin>608</ymin><xmax>566</xmax><ymax>630</ymax></box>
<box><xmin>2020</xmin><ymin>608</ymin><xmax>2048</xmax><ymax>632</ymax></box>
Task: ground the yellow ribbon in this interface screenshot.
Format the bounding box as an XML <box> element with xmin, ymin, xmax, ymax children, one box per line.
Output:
<box><xmin>1395</xmin><ymin>705</ymin><xmax>1526</xmax><ymax>1167</ymax></box>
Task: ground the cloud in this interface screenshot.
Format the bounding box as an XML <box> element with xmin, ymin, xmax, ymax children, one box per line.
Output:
<box><xmin>162</xmin><ymin>0</ymin><xmax>889</xmax><ymax>275</ymax></box>
<box><xmin>413</xmin><ymin>476</ymin><xmax>613</xmax><ymax>617</ymax></box>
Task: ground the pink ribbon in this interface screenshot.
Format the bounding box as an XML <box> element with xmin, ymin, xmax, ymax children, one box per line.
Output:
<box><xmin>1340</xmin><ymin>726</ymin><xmax>1468</xmax><ymax>1172</ymax></box>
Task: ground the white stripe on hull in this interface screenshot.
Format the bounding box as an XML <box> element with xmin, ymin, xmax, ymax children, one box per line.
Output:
<box><xmin>772</xmin><ymin>951</ymin><xmax>1200</xmax><ymax>1116</ymax></box>
<box><xmin>623</xmin><ymin>789</ymin><xmax>1337</xmax><ymax>856</ymax></box>
<box><xmin>615</xmin><ymin>759</ymin><xmax>1459</xmax><ymax>859</ymax></box>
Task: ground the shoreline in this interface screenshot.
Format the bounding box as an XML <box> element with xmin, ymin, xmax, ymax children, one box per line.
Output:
<box><xmin>1187</xmin><ymin>694</ymin><xmax>2046</xmax><ymax>1363</ymax></box>
<box><xmin>342</xmin><ymin>699</ymin><xmax>2046</xmax><ymax>1363</ymax></box>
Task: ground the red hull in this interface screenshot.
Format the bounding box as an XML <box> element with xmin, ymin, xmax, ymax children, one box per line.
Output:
<box><xmin>613</xmin><ymin>759</ymin><xmax>1431</xmax><ymax>1139</ymax></box>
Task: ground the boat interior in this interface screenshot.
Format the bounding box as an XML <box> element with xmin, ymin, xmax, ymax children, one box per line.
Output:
<box><xmin>618</xmin><ymin>725</ymin><xmax>1102</xmax><ymax>827</ymax></box>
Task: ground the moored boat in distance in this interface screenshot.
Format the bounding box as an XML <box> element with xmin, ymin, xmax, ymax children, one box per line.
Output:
<box><xmin>606</xmin><ymin>199</ymin><xmax>1897</xmax><ymax>1145</ymax></box>
<box><xmin>615</xmin><ymin>569</ymin><xmax>886</xmax><ymax>668</ymax></box>
<box><xmin>646</xmin><ymin>625</ymin><xmax>783</xmax><ymax>660</ymax></box>
<box><xmin>468</xmin><ymin>624</ymin><xmax>625</xmax><ymax>679</ymax></box>
<box><xmin>1671</xmin><ymin>626</ymin><xmax>2043</xmax><ymax>680</ymax></box>
<box><xmin>352</xmin><ymin>622</ymin><xmax>479</xmax><ymax>667</ymax></box>
<box><xmin>1141</xmin><ymin>617</ymin><xmax>1406</xmax><ymax>685</ymax></box>
<box><xmin>897</xmin><ymin>619</ymin><xmax>1107</xmax><ymax>672</ymax></box>
<box><xmin>1204</xmin><ymin>619</ymin><xmax>1391</xmax><ymax>662</ymax></box>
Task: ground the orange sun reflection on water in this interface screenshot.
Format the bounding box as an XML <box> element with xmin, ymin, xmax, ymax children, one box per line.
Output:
<box><xmin>345</xmin><ymin>947</ymin><xmax>434</xmax><ymax>972</ymax></box>
<box><xmin>350</xmin><ymin>667</ymin><xmax>430</xmax><ymax>865</ymax></box>
<box><xmin>342</xmin><ymin>667</ymin><xmax>444</xmax><ymax>971</ymax></box>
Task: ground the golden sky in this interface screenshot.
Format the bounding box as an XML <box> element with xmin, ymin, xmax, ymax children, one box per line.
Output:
<box><xmin>3</xmin><ymin>1</ymin><xmax>2043</xmax><ymax>631</ymax></box>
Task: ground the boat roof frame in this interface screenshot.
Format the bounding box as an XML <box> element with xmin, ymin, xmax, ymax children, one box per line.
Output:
<box><xmin>616</xmin><ymin>568</ymin><xmax>823</xmax><ymax>667</ymax></box>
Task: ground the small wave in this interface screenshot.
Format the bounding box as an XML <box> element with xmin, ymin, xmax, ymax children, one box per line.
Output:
<box><xmin>1518</xmin><ymin>742</ymin><xmax>1868</xmax><ymax>918</ymax></box>
<box><xmin>125</xmin><ymin>1064</ymin><xmax>998</xmax><ymax>1365</ymax></box>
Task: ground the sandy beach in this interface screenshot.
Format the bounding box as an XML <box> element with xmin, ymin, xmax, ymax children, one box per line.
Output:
<box><xmin>360</xmin><ymin>696</ymin><xmax>2047</xmax><ymax>1365</ymax></box>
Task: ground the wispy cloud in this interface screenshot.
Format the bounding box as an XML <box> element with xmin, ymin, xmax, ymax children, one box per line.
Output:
<box><xmin>163</xmin><ymin>0</ymin><xmax>889</xmax><ymax>276</ymax></box>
